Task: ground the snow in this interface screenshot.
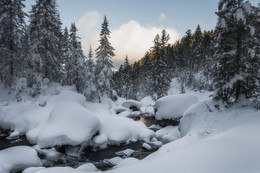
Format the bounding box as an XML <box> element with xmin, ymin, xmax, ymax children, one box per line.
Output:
<box><xmin>0</xmin><ymin>146</ymin><xmax>41</xmax><ymax>173</ymax></box>
<box><xmin>34</xmin><ymin>146</ymin><xmax>62</xmax><ymax>162</ymax></box>
<box><xmin>85</xmin><ymin>102</ymin><xmax>155</xmax><ymax>147</ymax></box>
<box><xmin>142</xmin><ymin>143</ymin><xmax>152</xmax><ymax>150</ymax></box>
<box><xmin>234</xmin><ymin>8</ymin><xmax>246</xmax><ymax>24</ymax></box>
<box><xmin>167</xmin><ymin>78</ymin><xmax>212</xmax><ymax>102</ymax></box>
<box><xmin>26</xmin><ymin>102</ymin><xmax>100</xmax><ymax>148</ymax></box>
<box><xmin>155</xmin><ymin>126</ymin><xmax>181</xmax><ymax>143</ymax></box>
<box><xmin>154</xmin><ymin>94</ymin><xmax>198</xmax><ymax>120</ymax></box>
<box><xmin>140</xmin><ymin>96</ymin><xmax>155</xmax><ymax>107</ymax></box>
<box><xmin>113</xmin><ymin>157</ymin><xmax>139</xmax><ymax>169</ymax></box>
<box><xmin>115</xmin><ymin>149</ymin><xmax>135</xmax><ymax>157</ymax></box>
<box><xmin>106</xmin><ymin>102</ymin><xmax>260</xmax><ymax>173</ymax></box>
<box><xmin>122</xmin><ymin>100</ymin><xmax>142</xmax><ymax>109</ymax></box>
<box><xmin>103</xmin><ymin>156</ymin><xmax>124</xmax><ymax>166</ymax></box>
<box><xmin>0</xmin><ymin>83</ymin><xmax>155</xmax><ymax>151</ymax></box>
<box><xmin>76</xmin><ymin>163</ymin><xmax>98</xmax><ymax>172</ymax></box>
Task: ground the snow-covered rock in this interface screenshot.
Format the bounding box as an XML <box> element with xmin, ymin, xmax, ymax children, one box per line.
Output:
<box><xmin>0</xmin><ymin>146</ymin><xmax>41</xmax><ymax>173</ymax></box>
<box><xmin>156</xmin><ymin>126</ymin><xmax>181</xmax><ymax>143</ymax></box>
<box><xmin>113</xmin><ymin>105</ymin><xmax>130</xmax><ymax>114</ymax></box>
<box><xmin>140</xmin><ymin>96</ymin><xmax>155</xmax><ymax>107</ymax></box>
<box><xmin>142</xmin><ymin>143</ymin><xmax>152</xmax><ymax>150</ymax></box>
<box><xmin>115</xmin><ymin>149</ymin><xmax>135</xmax><ymax>157</ymax></box>
<box><xmin>154</xmin><ymin>94</ymin><xmax>198</xmax><ymax>120</ymax></box>
<box><xmin>26</xmin><ymin>102</ymin><xmax>100</xmax><ymax>148</ymax></box>
<box><xmin>122</xmin><ymin>100</ymin><xmax>142</xmax><ymax>110</ymax></box>
<box><xmin>103</xmin><ymin>156</ymin><xmax>124</xmax><ymax>166</ymax></box>
<box><xmin>86</xmin><ymin>102</ymin><xmax>155</xmax><ymax>147</ymax></box>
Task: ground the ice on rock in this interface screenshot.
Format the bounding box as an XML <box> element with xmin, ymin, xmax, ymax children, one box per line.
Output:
<box><xmin>0</xmin><ymin>146</ymin><xmax>41</xmax><ymax>173</ymax></box>
<box><xmin>154</xmin><ymin>94</ymin><xmax>198</xmax><ymax>120</ymax></box>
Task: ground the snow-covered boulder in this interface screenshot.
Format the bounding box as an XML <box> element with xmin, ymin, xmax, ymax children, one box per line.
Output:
<box><xmin>154</xmin><ymin>94</ymin><xmax>198</xmax><ymax>121</ymax></box>
<box><xmin>26</xmin><ymin>102</ymin><xmax>100</xmax><ymax>148</ymax></box>
<box><xmin>155</xmin><ymin>126</ymin><xmax>181</xmax><ymax>143</ymax></box>
<box><xmin>0</xmin><ymin>146</ymin><xmax>41</xmax><ymax>173</ymax></box>
<box><xmin>85</xmin><ymin>102</ymin><xmax>155</xmax><ymax>147</ymax></box>
<box><xmin>140</xmin><ymin>96</ymin><xmax>155</xmax><ymax>107</ymax></box>
<box><xmin>122</xmin><ymin>100</ymin><xmax>142</xmax><ymax>111</ymax></box>
<box><xmin>113</xmin><ymin>105</ymin><xmax>130</xmax><ymax>114</ymax></box>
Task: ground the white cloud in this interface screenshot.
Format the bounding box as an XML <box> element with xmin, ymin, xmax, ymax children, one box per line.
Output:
<box><xmin>77</xmin><ymin>12</ymin><xmax>180</xmax><ymax>68</ymax></box>
<box><xmin>158</xmin><ymin>12</ymin><xmax>167</xmax><ymax>21</ymax></box>
<box><xmin>76</xmin><ymin>11</ymin><xmax>102</xmax><ymax>54</ymax></box>
<box><xmin>110</xmin><ymin>20</ymin><xmax>180</xmax><ymax>66</ymax></box>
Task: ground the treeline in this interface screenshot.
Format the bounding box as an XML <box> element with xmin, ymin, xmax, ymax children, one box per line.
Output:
<box><xmin>112</xmin><ymin>27</ymin><xmax>214</xmax><ymax>100</ymax></box>
<box><xmin>0</xmin><ymin>0</ymin><xmax>115</xmax><ymax>101</ymax></box>
<box><xmin>113</xmin><ymin>0</ymin><xmax>260</xmax><ymax>106</ymax></box>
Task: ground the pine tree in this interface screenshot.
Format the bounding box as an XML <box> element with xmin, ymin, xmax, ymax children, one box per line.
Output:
<box><xmin>84</xmin><ymin>46</ymin><xmax>97</xmax><ymax>101</ymax></box>
<box><xmin>213</xmin><ymin>0</ymin><xmax>259</xmax><ymax>103</ymax></box>
<box><xmin>26</xmin><ymin>0</ymin><xmax>63</xmax><ymax>95</ymax></box>
<box><xmin>151</xmin><ymin>30</ymin><xmax>171</xmax><ymax>99</ymax></box>
<box><xmin>121</xmin><ymin>55</ymin><xmax>132</xmax><ymax>99</ymax></box>
<box><xmin>95</xmin><ymin>16</ymin><xmax>115</xmax><ymax>101</ymax></box>
<box><xmin>65</xmin><ymin>23</ymin><xmax>86</xmax><ymax>93</ymax></box>
<box><xmin>60</xmin><ymin>26</ymin><xmax>70</xmax><ymax>83</ymax></box>
<box><xmin>0</xmin><ymin>0</ymin><xmax>27</xmax><ymax>87</ymax></box>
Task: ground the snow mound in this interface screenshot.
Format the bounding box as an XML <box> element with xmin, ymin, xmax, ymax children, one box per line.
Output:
<box><xmin>154</xmin><ymin>94</ymin><xmax>198</xmax><ymax>120</ymax></box>
<box><xmin>113</xmin><ymin>157</ymin><xmax>139</xmax><ymax>169</ymax></box>
<box><xmin>0</xmin><ymin>146</ymin><xmax>41</xmax><ymax>173</ymax></box>
<box><xmin>140</xmin><ymin>96</ymin><xmax>155</xmax><ymax>107</ymax></box>
<box><xmin>122</xmin><ymin>100</ymin><xmax>142</xmax><ymax>109</ymax></box>
<box><xmin>179</xmin><ymin>99</ymin><xmax>259</xmax><ymax>137</ymax></box>
<box><xmin>85</xmin><ymin>102</ymin><xmax>155</xmax><ymax>147</ymax></box>
<box><xmin>156</xmin><ymin>126</ymin><xmax>181</xmax><ymax>143</ymax></box>
<box><xmin>26</xmin><ymin>102</ymin><xmax>100</xmax><ymax>148</ymax></box>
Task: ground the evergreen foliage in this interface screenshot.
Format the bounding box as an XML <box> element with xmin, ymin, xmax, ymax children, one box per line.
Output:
<box><xmin>26</xmin><ymin>0</ymin><xmax>63</xmax><ymax>95</ymax></box>
<box><xmin>95</xmin><ymin>15</ymin><xmax>115</xmax><ymax>101</ymax></box>
<box><xmin>0</xmin><ymin>0</ymin><xmax>27</xmax><ymax>88</ymax></box>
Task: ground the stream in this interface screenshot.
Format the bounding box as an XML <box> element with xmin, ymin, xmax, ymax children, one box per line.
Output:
<box><xmin>0</xmin><ymin>116</ymin><xmax>164</xmax><ymax>171</ymax></box>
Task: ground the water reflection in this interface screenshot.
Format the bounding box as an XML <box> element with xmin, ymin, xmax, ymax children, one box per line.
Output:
<box><xmin>137</xmin><ymin>116</ymin><xmax>157</xmax><ymax>127</ymax></box>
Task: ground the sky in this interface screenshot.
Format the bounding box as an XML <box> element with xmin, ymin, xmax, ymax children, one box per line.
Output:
<box><xmin>23</xmin><ymin>0</ymin><xmax>259</xmax><ymax>68</ymax></box>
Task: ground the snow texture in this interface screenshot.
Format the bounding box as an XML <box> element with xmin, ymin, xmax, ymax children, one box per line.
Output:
<box><xmin>0</xmin><ymin>146</ymin><xmax>41</xmax><ymax>173</ymax></box>
<box><xmin>154</xmin><ymin>94</ymin><xmax>198</xmax><ymax>120</ymax></box>
<box><xmin>155</xmin><ymin>126</ymin><xmax>181</xmax><ymax>143</ymax></box>
<box><xmin>122</xmin><ymin>100</ymin><xmax>142</xmax><ymax>109</ymax></box>
<box><xmin>106</xmin><ymin>102</ymin><xmax>260</xmax><ymax>173</ymax></box>
<box><xmin>85</xmin><ymin>102</ymin><xmax>155</xmax><ymax>147</ymax></box>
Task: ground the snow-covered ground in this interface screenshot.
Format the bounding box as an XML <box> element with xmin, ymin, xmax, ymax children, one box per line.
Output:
<box><xmin>105</xmin><ymin>100</ymin><xmax>260</xmax><ymax>173</ymax></box>
<box><xmin>1</xmin><ymin>81</ymin><xmax>259</xmax><ymax>173</ymax></box>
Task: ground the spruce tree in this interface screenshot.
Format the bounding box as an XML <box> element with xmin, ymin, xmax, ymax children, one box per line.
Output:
<box><xmin>26</xmin><ymin>0</ymin><xmax>63</xmax><ymax>95</ymax></box>
<box><xmin>213</xmin><ymin>0</ymin><xmax>259</xmax><ymax>103</ymax></box>
<box><xmin>95</xmin><ymin>16</ymin><xmax>115</xmax><ymax>101</ymax></box>
<box><xmin>0</xmin><ymin>0</ymin><xmax>27</xmax><ymax>87</ymax></box>
<box><xmin>84</xmin><ymin>46</ymin><xmax>97</xmax><ymax>101</ymax></box>
<box><xmin>151</xmin><ymin>30</ymin><xmax>171</xmax><ymax>99</ymax></box>
<box><xmin>65</xmin><ymin>23</ymin><xmax>86</xmax><ymax>93</ymax></box>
